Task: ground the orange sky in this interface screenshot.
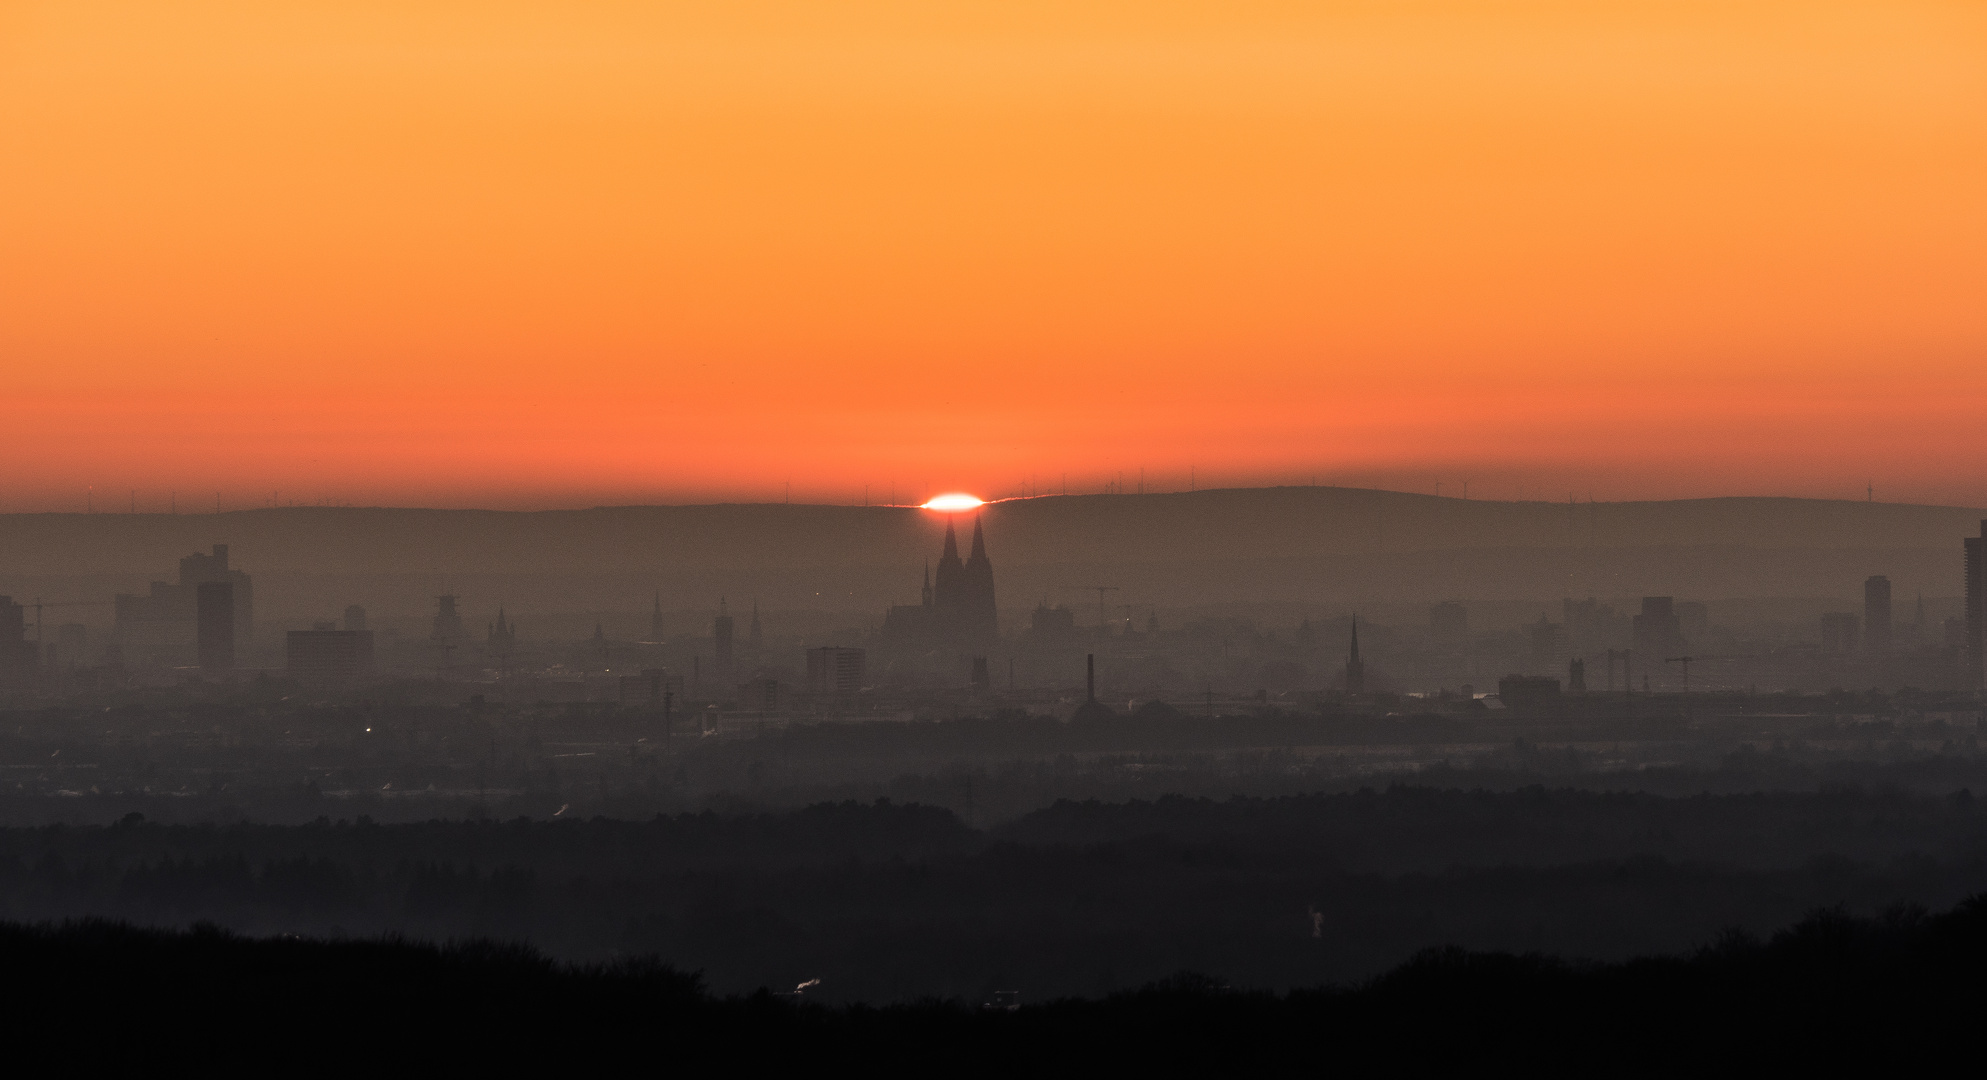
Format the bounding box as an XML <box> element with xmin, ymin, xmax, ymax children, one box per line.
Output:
<box><xmin>4</xmin><ymin>1</ymin><xmax>1984</xmax><ymax>510</ymax></box>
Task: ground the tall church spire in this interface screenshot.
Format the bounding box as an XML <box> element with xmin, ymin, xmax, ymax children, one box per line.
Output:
<box><xmin>962</xmin><ymin>514</ymin><xmax>997</xmax><ymax>641</ymax></box>
<box><xmin>931</xmin><ymin>515</ymin><xmax>997</xmax><ymax>645</ymax></box>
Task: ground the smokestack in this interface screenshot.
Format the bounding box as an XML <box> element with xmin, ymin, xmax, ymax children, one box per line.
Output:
<box><xmin>1086</xmin><ymin>653</ymin><xmax>1096</xmax><ymax>702</ymax></box>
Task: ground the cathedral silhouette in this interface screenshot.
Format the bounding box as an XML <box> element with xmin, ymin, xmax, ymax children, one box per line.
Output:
<box><xmin>883</xmin><ymin>516</ymin><xmax>998</xmax><ymax>649</ymax></box>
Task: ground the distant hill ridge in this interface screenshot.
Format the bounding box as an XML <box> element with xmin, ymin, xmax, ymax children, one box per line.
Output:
<box><xmin>0</xmin><ymin>487</ymin><xmax>1978</xmax><ymax>576</ymax></box>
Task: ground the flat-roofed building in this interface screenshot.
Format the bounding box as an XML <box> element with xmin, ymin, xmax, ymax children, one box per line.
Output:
<box><xmin>286</xmin><ymin>629</ymin><xmax>375</xmax><ymax>682</ymax></box>
<box><xmin>806</xmin><ymin>646</ymin><xmax>866</xmax><ymax>696</ymax></box>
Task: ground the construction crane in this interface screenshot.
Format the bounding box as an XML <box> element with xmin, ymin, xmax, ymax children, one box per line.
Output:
<box><xmin>1059</xmin><ymin>585</ymin><xmax>1120</xmax><ymax>628</ymax></box>
<box><xmin>1663</xmin><ymin>655</ymin><xmax>1756</xmax><ymax>693</ymax></box>
<box><xmin>26</xmin><ymin>599</ymin><xmax>114</xmax><ymax>644</ymax></box>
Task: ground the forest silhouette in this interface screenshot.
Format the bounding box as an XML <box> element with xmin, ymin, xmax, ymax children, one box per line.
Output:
<box><xmin>7</xmin><ymin>896</ymin><xmax>1984</xmax><ymax>1069</ymax></box>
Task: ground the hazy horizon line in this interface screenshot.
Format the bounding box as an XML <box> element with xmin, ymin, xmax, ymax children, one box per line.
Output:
<box><xmin>6</xmin><ymin>484</ymin><xmax>1986</xmax><ymax>517</ymax></box>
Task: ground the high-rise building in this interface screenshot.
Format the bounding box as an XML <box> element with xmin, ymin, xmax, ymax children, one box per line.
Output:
<box><xmin>1967</xmin><ymin>521</ymin><xmax>1986</xmax><ymax>687</ymax></box>
<box><xmin>287</xmin><ymin>629</ymin><xmax>374</xmax><ymax>682</ymax></box>
<box><xmin>114</xmin><ymin>544</ymin><xmax>253</xmax><ymax>667</ymax></box>
<box><xmin>431</xmin><ymin>594</ymin><xmax>468</xmax><ymax>648</ymax></box>
<box><xmin>1632</xmin><ymin>597</ymin><xmax>1686</xmax><ymax>661</ymax></box>
<box><xmin>649</xmin><ymin>591</ymin><xmax>665</xmax><ymax>642</ymax></box>
<box><xmin>1026</xmin><ymin>602</ymin><xmax>1078</xmax><ymax>641</ymax></box>
<box><xmin>180</xmin><ymin>544</ymin><xmax>253</xmax><ymax>645</ymax></box>
<box><xmin>1344</xmin><ymin>617</ymin><xmax>1365</xmax><ymax>695</ymax></box>
<box><xmin>748</xmin><ymin>600</ymin><xmax>763</xmax><ymax>661</ymax></box>
<box><xmin>806</xmin><ymin>646</ymin><xmax>865</xmax><ymax>696</ymax></box>
<box><xmin>196</xmin><ymin>581</ymin><xmax>234</xmax><ymax>673</ymax></box>
<box><xmin>1498</xmin><ymin>674</ymin><xmax>1562</xmax><ymax>714</ymax></box>
<box><xmin>714</xmin><ymin>598</ymin><xmax>734</xmax><ymax>682</ymax></box>
<box><xmin>1864</xmin><ymin>575</ymin><xmax>1892</xmax><ymax>654</ymax></box>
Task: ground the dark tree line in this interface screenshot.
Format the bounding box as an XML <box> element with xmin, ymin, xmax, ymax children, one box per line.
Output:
<box><xmin>2</xmin><ymin>786</ymin><xmax>1984</xmax><ymax>1000</ymax></box>
<box><xmin>5</xmin><ymin>898</ymin><xmax>1985</xmax><ymax>1070</ymax></box>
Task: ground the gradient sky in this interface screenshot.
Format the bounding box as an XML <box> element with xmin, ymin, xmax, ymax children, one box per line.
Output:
<box><xmin>4</xmin><ymin>1</ymin><xmax>1984</xmax><ymax>510</ymax></box>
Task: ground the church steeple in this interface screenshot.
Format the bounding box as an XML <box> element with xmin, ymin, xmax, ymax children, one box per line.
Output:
<box><xmin>935</xmin><ymin>521</ymin><xmax>966</xmax><ymax>623</ymax></box>
<box><xmin>962</xmin><ymin>514</ymin><xmax>997</xmax><ymax>640</ymax></box>
<box><xmin>487</xmin><ymin>604</ymin><xmax>516</xmax><ymax>669</ymax></box>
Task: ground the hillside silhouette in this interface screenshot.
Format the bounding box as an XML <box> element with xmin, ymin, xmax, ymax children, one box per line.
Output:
<box><xmin>1</xmin><ymin>487</ymin><xmax>1976</xmax><ymax>617</ymax></box>
<box><xmin>7</xmin><ymin>788</ymin><xmax>1987</xmax><ymax>1000</ymax></box>
<box><xmin>7</xmin><ymin>898</ymin><xmax>1985</xmax><ymax>1068</ymax></box>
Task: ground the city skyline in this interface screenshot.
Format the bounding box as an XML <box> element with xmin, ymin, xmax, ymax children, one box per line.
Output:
<box><xmin>7</xmin><ymin>2</ymin><xmax>1987</xmax><ymax>1046</ymax></box>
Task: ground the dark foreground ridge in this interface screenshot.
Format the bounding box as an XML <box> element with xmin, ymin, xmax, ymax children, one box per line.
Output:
<box><xmin>7</xmin><ymin>900</ymin><xmax>1987</xmax><ymax>1069</ymax></box>
<box><xmin>9</xmin><ymin>787</ymin><xmax>1987</xmax><ymax>1000</ymax></box>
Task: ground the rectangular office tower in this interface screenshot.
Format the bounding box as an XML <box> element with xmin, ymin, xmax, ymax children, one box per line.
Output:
<box><xmin>806</xmin><ymin>646</ymin><xmax>866</xmax><ymax>696</ymax></box>
<box><xmin>286</xmin><ymin>629</ymin><xmax>374</xmax><ymax>682</ymax></box>
<box><xmin>196</xmin><ymin>581</ymin><xmax>234</xmax><ymax>674</ymax></box>
<box><xmin>1864</xmin><ymin>575</ymin><xmax>1892</xmax><ymax>654</ymax></box>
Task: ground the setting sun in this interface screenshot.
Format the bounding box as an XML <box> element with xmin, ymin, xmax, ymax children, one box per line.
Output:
<box><xmin>3</xmin><ymin>1</ymin><xmax>1983</xmax><ymax>509</ymax></box>
<box><xmin>922</xmin><ymin>494</ymin><xmax>986</xmax><ymax>513</ymax></box>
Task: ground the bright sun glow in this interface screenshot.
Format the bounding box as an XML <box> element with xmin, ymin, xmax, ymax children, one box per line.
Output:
<box><xmin>922</xmin><ymin>493</ymin><xmax>985</xmax><ymax>512</ymax></box>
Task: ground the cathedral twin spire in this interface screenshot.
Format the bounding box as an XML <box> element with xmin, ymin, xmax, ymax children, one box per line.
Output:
<box><xmin>932</xmin><ymin>515</ymin><xmax>997</xmax><ymax>641</ymax></box>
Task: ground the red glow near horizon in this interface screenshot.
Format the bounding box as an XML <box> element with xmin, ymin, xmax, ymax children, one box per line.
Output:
<box><xmin>2</xmin><ymin>3</ymin><xmax>1984</xmax><ymax>511</ymax></box>
<box><xmin>922</xmin><ymin>494</ymin><xmax>987</xmax><ymax>513</ymax></box>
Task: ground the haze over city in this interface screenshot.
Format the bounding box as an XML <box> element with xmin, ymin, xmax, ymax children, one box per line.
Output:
<box><xmin>3</xmin><ymin>0</ymin><xmax>1986</xmax><ymax>1067</ymax></box>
